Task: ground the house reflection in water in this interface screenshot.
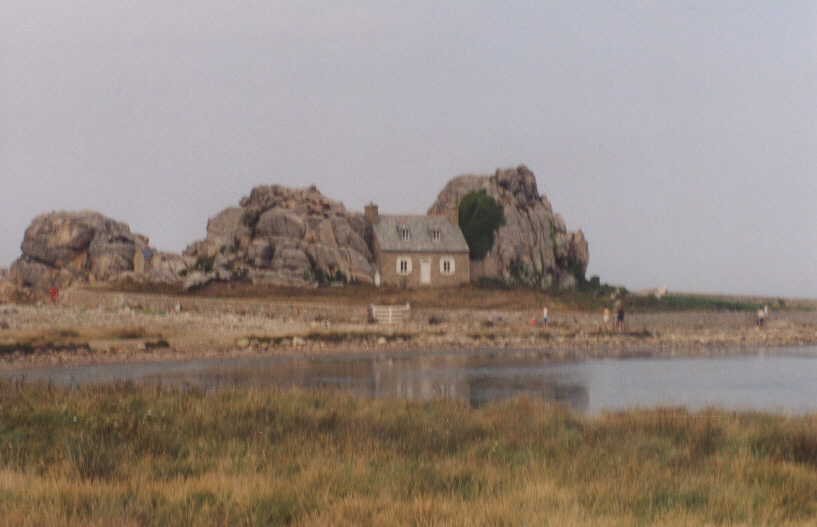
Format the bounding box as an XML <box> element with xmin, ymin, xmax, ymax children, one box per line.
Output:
<box><xmin>370</xmin><ymin>354</ymin><xmax>589</xmax><ymax>411</ymax></box>
<box><xmin>178</xmin><ymin>351</ymin><xmax>590</xmax><ymax>412</ymax></box>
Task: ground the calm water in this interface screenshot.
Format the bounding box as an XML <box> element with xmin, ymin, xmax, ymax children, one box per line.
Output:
<box><xmin>4</xmin><ymin>346</ymin><xmax>817</xmax><ymax>414</ymax></box>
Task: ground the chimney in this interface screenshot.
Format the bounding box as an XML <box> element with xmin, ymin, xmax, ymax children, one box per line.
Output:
<box><xmin>364</xmin><ymin>202</ymin><xmax>379</xmax><ymax>225</ymax></box>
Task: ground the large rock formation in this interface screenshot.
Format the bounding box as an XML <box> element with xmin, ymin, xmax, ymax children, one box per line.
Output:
<box><xmin>428</xmin><ymin>165</ymin><xmax>589</xmax><ymax>289</ymax></box>
<box><xmin>184</xmin><ymin>185</ymin><xmax>375</xmax><ymax>287</ymax></box>
<box><xmin>4</xmin><ymin>167</ymin><xmax>589</xmax><ymax>298</ymax></box>
<box><xmin>8</xmin><ymin>211</ymin><xmax>149</xmax><ymax>295</ymax></box>
<box><xmin>0</xmin><ymin>267</ymin><xmax>26</xmax><ymax>303</ymax></box>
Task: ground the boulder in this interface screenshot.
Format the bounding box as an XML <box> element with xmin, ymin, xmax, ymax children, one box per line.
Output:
<box><xmin>186</xmin><ymin>184</ymin><xmax>375</xmax><ymax>286</ymax></box>
<box><xmin>146</xmin><ymin>253</ymin><xmax>190</xmax><ymax>284</ymax></box>
<box><xmin>332</xmin><ymin>217</ymin><xmax>371</xmax><ymax>260</ymax></box>
<box><xmin>0</xmin><ymin>268</ymin><xmax>31</xmax><ymax>303</ymax></box>
<box><xmin>428</xmin><ymin>165</ymin><xmax>589</xmax><ymax>288</ymax></box>
<box><xmin>270</xmin><ymin>241</ymin><xmax>311</xmax><ymax>276</ymax></box>
<box><xmin>308</xmin><ymin>244</ymin><xmax>344</xmax><ymax>278</ymax></box>
<box><xmin>314</xmin><ymin>219</ymin><xmax>338</xmax><ymax>248</ymax></box>
<box><xmin>9</xmin><ymin>211</ymin><xmax>149</xmax><ymax>295</ymax></box>
<box><xmin>255</xmin><ymin>209</ymin><xmax>306</xmax><ymax>239</ymax></box>
<box><xmin>207</xmin><ymin>207</ymin><xmax>251</xmax><ymax>250</ymax></box>
<box><xmin>9</xmin><ymin>258</ymin><xmax>77</xmax><ymax>293</ymax></box>
<box><xmin>345</xmin><ymin>248</ymin><xmax>375</xmax><ymax>284</ymax></box>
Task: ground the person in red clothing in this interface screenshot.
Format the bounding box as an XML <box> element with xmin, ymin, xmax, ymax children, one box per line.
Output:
<box><xmin>49</xmin><ymin>282</ymin><xmax>59</xmax><ymax>303</ymax></box>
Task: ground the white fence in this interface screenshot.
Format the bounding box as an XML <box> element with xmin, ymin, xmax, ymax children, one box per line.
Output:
<box><xmin>368</xmin><ymin>303</ymin><xmax>411</xmax><ymax>324</ymax></box>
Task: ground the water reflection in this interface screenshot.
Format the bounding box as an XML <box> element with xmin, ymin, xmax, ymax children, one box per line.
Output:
<box><xmin>142</xmin><ymin>352</ymin><xmax>590</xmax><ymax>411</ymax></box>
<box><xmin>6</xmin><ymin>346</ymin><xmax>817</xmax><ymax>413</ymax></box>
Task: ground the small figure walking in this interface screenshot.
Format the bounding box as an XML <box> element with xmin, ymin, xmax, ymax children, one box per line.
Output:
<box><xmin>756</xmin><ymin>307</ymin><xmax>765</xmax><ymax>328</ymax></box>
<box><xmin>542</xmin><ymin>305</ymin><xmax>550</xmax><ymax>326</ymax></box>
<box><xmin>603</xmin><ymin>306</ymin><xmax>611</xmax><ymax>330</ymax></box>
<box><xmin>615</xmin><ymin>301</ymin><xmax>625</xmax><ymax>331</ymax></box>
<box><xmin>49</xmin><ymin>283</ymin><xmax>59</xmax><ymax>304</ymax></box>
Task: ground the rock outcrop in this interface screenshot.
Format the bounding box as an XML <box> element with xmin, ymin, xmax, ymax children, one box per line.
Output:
<box><xmin>5</xmin><ymin>166</ymin><xmax>589</xmax><ymax>298</ymax></box>
<box><xmin>428</xmin><ymin>165</ymin><xmax>589</xmax><ymax>288</ymax></box>
<box><xmin>0</xmin><ymin>268</ymin><xmax>27</xmax><ymax>303</ymax></box>
<box><xmin>184</xmin><ymin>185</ymin><xmax>374</xmax><ymax>287</ymax></box>
<box><xmin>8</xmin><ymin>211</ymin><xmax>149</xmax><ymax>295</ymax></box>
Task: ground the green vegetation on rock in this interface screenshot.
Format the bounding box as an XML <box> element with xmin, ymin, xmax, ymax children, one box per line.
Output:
<box><xmin>458</xmin><ymin>190</ymin><xmax>505</xmax><ymax>260</ymax></box>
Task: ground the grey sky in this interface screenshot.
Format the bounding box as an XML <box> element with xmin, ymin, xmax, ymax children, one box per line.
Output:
<box><xmin>2</xmin><ymin>2</ymin><xmax>815</xmax><ymax>298</ymax></box>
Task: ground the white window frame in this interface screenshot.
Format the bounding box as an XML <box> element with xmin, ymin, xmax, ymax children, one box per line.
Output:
<box><xmin>432</xmin><ymin>229</ymin><xmax>441</xmax><ymax>242</ymax></box>
<box><xmin>439</xmin><ymin>257</ymin><xmax>455</xmax><ymax>276</ymax></box>
<box><xmin>400</xmin><ymin>228</ymin><xmax>410</xmax><ymax>241</ymax></box>
<box><xmin>396</xmin><ymin>256</ymin><xmax>412</xmax><ymax>275</ymax></box>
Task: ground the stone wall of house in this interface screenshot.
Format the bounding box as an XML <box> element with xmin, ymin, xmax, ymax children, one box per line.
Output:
<box><xmin>133</xmin><ymin>250</ymin><xmax>150</xmax><ymax>275</ymax></box>
<box><xmin>376</xmin><ymin>251</ymin><xmax>470</xmax><ymax>288</ymax></box>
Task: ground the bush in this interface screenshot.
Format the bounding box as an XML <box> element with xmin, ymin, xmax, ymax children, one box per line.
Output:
<box><xmin>458</xmin><ymin>190</ymin><xmax>505</xmax><ymax>260</ymax></box>
<box><xmin>191</xmin><ymin>256</ymin><xmax>214</xmax><ymax>273</ymax></box>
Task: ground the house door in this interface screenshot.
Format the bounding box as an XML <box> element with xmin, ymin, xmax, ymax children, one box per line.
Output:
<box><xmin>420</xmin><ymin>257</ymin><xmax>431</xmax><ymax>284</ymax></box>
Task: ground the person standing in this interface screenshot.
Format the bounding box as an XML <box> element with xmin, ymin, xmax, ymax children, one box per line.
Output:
<box><xmin>542</xmin><ymin>305</ymin><xmax>549</xmax><ymax>326</ymax></box>
<box><xmin>616</xmin><ymin>302</ymin><xmax>625</xmax><ymax>331</ymax></box>
<box><xmin>603</xmin><ymin>306</ymin><xmax>610</xmax><ymax>330</ymax></box>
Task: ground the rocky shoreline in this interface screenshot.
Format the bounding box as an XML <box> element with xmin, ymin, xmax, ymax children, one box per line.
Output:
<box><xmin>1</xmin><ymin>290</ymin><xmax>815</xmax><ymax>371</ymax></box>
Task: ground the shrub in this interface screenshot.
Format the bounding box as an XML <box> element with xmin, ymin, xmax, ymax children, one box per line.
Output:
<box><xmin>191</xmin><ymin>256</ymin><xmax>214</xmax><ymax>273</ymax></box>
<box><xmin>458</xmin><ymin>190</ymin><xmax>505</xmax><ymax>260</ymax></box>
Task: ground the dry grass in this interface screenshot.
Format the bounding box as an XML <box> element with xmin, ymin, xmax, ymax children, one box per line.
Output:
<box><xmin>104</xmin><ymin>280</ymin><xmax>817</xmax><ymax>314</ymax></box>
<box><xmin>2</xmin><ymin>381</ymin><xmax>817</xmax><ymax>526</ymax></box>
<box><xmin>106</xmin><ymin>280</ymin><xmax>590</xmax><ymax>311</ymax></box>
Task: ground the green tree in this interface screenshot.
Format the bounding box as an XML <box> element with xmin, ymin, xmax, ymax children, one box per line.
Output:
<box><xmin>458</xmin><ymin>190</ymin><xmax>505</xmax><ymax>260</ymax></box>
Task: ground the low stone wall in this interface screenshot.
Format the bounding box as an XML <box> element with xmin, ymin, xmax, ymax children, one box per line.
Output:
<box><xmin>60</xmin><ymin>288</ymin><xmax>369</xmax><ymax>323</ymax></box>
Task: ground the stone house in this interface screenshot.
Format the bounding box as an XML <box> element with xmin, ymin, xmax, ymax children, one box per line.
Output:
<box><xmin>365</xmin><ymin>204</ymin><xmax>470</xmax><ymax>287</ymax></box>
<box><xmin>133</xmin><ymin>247</ymin><xmax>156</xmax><ymax>275</ymax></box>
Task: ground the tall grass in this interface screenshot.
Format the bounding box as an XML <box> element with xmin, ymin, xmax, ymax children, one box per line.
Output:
<box><xmin>627</xmin><ymin>294</ymin><xmax>760</xmax><ymax>312</ymax></box>
<box><xmin>1</xmin><ymin>381</ymin><xmax>817</xmax><ymax>526</ymax></box>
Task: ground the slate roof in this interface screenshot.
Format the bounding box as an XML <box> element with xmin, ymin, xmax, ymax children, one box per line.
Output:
<box><xmin>373</xmin><ymin>215</ymin><xmax>469</xmax><ymax>253</ymax></box>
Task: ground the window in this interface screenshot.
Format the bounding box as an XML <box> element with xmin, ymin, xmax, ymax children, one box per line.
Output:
<box><xmin>439</xmin><ymin>257</ymin><xmax>455</xmax><ymax>276</ymax></box>
<box><xmin>396</xmin><ymin>257</ymin><xmax>412</xmax><ymax>275</ymax></box>
<box><xmin>400</xmin><ymin>228</ymin><xmax>410</xmax><ymax>241</ymax></box>
<box><xmin>432</xmin><ymin>229</ymin><xmax>441</xmax><ymax>242</ymax></box>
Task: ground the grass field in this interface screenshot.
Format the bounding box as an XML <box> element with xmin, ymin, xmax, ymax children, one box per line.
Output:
<box><xmin>2</xmin><ymin>381</ymin><xmax>817</xmax><ymax>526</ymax></box>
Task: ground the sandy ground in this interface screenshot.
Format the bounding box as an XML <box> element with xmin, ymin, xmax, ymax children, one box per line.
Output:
<box><xmin>1</xmin><ymin>289</ymin><xmax>816</xmax><ymax>371</ymax></box>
